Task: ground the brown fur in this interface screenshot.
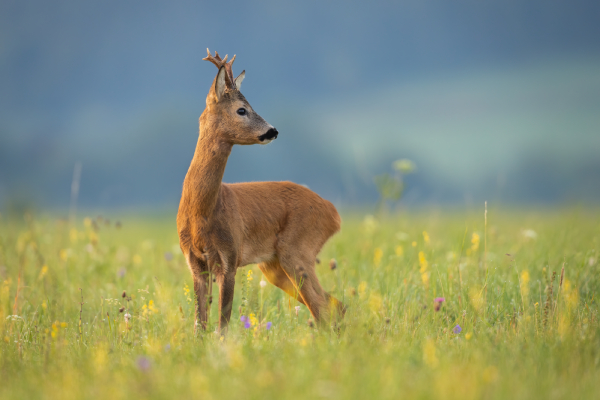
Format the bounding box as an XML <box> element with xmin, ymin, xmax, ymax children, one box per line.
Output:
<box><xmin>177</xmin><ymin>54</ymin><xmax>345</xmax><ymax>333</ymax></box>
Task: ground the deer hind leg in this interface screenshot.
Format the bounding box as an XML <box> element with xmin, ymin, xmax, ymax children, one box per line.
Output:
<box><xmin>216</xmin><ymin>271</ymin><xmax>236</xmax><ymax>333</ymax></box>
<box><xmin>258</xmin><ymin>258</ymin><xmax>306</xmax><ymax>306</ymax></box>
<box><xmin>277</xmin><ymin>251</ymin><xmax>345</xmax><ymax>325</ymax></box>
<box><xmin>186</xmin><ymin>251</ymin><xmax>210</xmax><ymax>332</ymax></box>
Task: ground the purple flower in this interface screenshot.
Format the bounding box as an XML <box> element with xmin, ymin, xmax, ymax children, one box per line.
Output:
<box><xmin>266</xmin><ymin>322</ymin><xmax>272</xmax><ymax>330</ymax></box>
<box><xmin>434</xmin><ymin>297</ymin><xmax>445</xmax><ymax>312</ymax></box>
<box><xmin>240</xmin><ymin>315</ymin><xmax>247</xmax><ymax>323</ymax></box>
<box><xmin>244</xmin><ymin>321</ymin><xmax>251</xmax><ymax>329</ymax></box>
<box><xmin>453</xmin><ymin>324</ymin><xmax>462</xmax><ymax>334</ymax></box>
<box><xmin>136</xmin><ymin>356</ymin><xmax>151</xmax><ymax>372</ymax></box>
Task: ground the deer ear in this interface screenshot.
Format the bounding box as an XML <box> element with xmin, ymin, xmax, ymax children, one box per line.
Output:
<box><xmin>215</xmin><ymin>66</ymin><xmax>228</xmax><ymax>101</ymax></box>
<box><xmin>234</xmin><ymin>70</ymin><xmax>245</xmax><ymax>90</ymax></box>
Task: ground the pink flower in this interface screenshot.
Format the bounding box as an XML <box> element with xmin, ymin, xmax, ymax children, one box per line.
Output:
<box><xmin>434</xmin><ymin>297</ymin><xmax>445</xmax><ymax>312</ymax></box>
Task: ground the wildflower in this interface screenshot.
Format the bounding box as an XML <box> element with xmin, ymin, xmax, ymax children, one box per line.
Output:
<box><xmin>266</xmin><ymin>322</ymin><xmax>272</xmax><ymax>330</ymax></box>
<box><xmin>358</xmin><ymin>281</ymin><xmax>368</xmax><ymax>299</ymax></box>
<box><xmin>136</xmin><ymin>356</ymin><xmax>151</xmax><ymax>372</ymax></box>
<box><xmin>244</xmin><ymin>321</ymin><xmax>251</xmax><ymax>329</ymax></box>
<box><xmin>520</xmin><ymin>270</ymin><xmax>530</xmax><ymax>298</ymax></box>
<box><xmin>38</xmin><ymin>265</ymin><xmax>48</xmax><ymax>280</ymax></box>
<box><xmin>453</xmin><ymin>324</ymin><xmax>462</xmax><ymax>334</ymax></box>
<box><xmin>124</xmin><ymin>313</ymin><xmax>132</xmax><ymax>322</ymax></box>
<box><xmin>373</xmin><ymin>248</ymin><xmax>383</xmax><ymax>266</ymax></box>
<box><xmin>133</xmin><ymin>254</ymin><xmax>142</xmax><ymax>265</ymax></box>
<box><xmin>329</xmin><ymin>259</ymin><xmax>337</xmax><ymax>270</ymax></box>
<box><xmin>260</xmin><ymin>280</ymin><xmax>267</xmax><ymax>288</ymax></box>
<box><xmin>419</xmin><ymin>252</ymin><xmax>429</xmax><ymax>286</ymax></box>
<box><xmin>422</xmin><ymin>231</ymin><xmax>430</xmax><ymax>244</ymax></box>
<box><xmin>122</xmin><ymin>290</ymin><xmax>127</xmax><ymax>298</ymax></box>
<box><xmin>434</xmin><ymin>297</ymin><xmax>445</xmax><ymax>311</ymax></box>
<box><xmin>418</xmin><ymin>252</ymin><xmax>428</xmax><ymax>271</ymax></box>
<box><xmin>240</xmin><ymin>315</ymin><xmax>247</xmax><ymax>323</ymax></box>
<box><xmin>465</xmin><ymin>332</ymin><xmax>472</xmax><ymax>340</ymax></box>
<box><xmin>247</xmin><ymin>270</ymin><xmax>253</xmax><ymax>281</ymax></box>
<box><xmin>119</xmin><ymin>306</ymin><xmax>125</xmax><ymax>313</ymax></box>
<box><xmin>471</xmin><ymin>233</ymin><xmax>480</xmax><ymax>252</ymax></box>
<box><xmin>395</xmin><ymin>245</ymin><xmax>403</xmax><ymax>256</ymax></box>
<box><xmin>295</xmin><ymin>306</ymin><xmax>301</xmax><ymax>316</ymax></box>
<box><xmin>412</xmin><ymin>241</ymin><xmax>417</xmax><ymax>247</ymax></box>
<box><xmin>393</xmin><ymin>159</ymin><xmax>416</xmax><ymax>173</ymax></box>
<box><xmin>249</xmin><ymin>313</ymin><xmax>258</xmax><ymax>326</ymax></box>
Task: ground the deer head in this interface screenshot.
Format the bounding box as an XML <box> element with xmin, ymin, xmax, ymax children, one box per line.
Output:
<box><xmin>203</xmin><ymin>49</ymin><xmax>278</xmax><ymax>145</ymax></box>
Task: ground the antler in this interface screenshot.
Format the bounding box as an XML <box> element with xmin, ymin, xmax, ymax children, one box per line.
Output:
<box><xmin>203</xmin><ymin>48</ymin><xmax>237</xmax><ymax>87</ymax></box>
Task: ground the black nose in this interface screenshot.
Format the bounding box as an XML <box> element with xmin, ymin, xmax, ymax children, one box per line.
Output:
<box><xmin>259</xmin><ymin>128</ymin><xmax>278</xmax><ymax>142</ymax></box>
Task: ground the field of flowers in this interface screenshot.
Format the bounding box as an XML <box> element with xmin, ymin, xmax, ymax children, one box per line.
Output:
<box><xmin>0</xmin><ymin>207</ymin><xmax>599</xmax><ymax>399</ymax></box>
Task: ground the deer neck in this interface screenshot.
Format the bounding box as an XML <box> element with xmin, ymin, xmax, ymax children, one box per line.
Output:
<box><xmin>185</xmin><ymin>119</ymin><xmax>232</xmax><ymax>220</ymax></box>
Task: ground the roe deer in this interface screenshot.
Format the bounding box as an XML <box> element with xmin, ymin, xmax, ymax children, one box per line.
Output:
<box><xmin>177</xmin><ymin>49</ymin><xmax>345</xmax><ymax>333</ymax></box>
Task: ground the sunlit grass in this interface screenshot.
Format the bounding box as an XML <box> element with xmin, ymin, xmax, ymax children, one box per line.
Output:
<box><xmin>0</xmin><ymin>208</ymin><xmax>599</xmax><ymax>399</ymax></box>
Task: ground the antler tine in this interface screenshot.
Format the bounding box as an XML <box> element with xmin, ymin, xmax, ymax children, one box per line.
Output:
<box><xmin>203</xmin><ymin>48</ymin><xmax>225</xmax><ymax>69</ymax></box>
<box><xmin>203</xmin><ymin>48</ymin><xmax>238</xmax><ymax>88</ymax></box>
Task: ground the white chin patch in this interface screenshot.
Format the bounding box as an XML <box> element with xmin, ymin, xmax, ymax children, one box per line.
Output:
<box><xmin>260</xmin><ymin>139</ymin><xmax>273</xmax><ymax>145</ymax></box>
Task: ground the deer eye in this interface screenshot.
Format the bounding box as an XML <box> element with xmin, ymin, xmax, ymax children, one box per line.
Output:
<box><xmin>236</xmin><ymin>108</ymin><xmax>247</xmax><ymax>116</ymax></box>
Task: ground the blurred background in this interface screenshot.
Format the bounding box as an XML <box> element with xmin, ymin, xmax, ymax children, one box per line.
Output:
<box><xmin>1</xmin><ymin>0</ymin><xmax>599</xmax><ymax>213</ymax></box>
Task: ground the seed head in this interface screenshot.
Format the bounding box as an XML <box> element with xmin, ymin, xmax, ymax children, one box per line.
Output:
<box><xmin>122</xmin><ymin>290</ymin><xmax>127</xmax><ymax>298</ymax></box>
<box><xmin>329</xmin><ymin>259</ymin><xmax>337</xmax><ymax>270</ymax></box>
<box><xmin>119</xmin><ymin>306</ymin><xmax>125</xmax><ymax>313</ymax></box>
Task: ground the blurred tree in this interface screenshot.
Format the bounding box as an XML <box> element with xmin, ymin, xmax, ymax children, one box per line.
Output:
<box><xmin>374</xmin><ymin>159</ymin><xmax>416</xmax><ymax>212</ymax></box>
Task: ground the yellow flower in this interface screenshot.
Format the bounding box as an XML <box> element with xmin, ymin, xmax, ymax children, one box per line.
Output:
<box><xmin>471</xmin><ymin>233</ymin><xmax>480</xmax><ymax>252</ymax></box>
<box><xmin>38</xmin><ymin>265</ymin><xmax>49</xmax><ymax>280</ymax></box>
<box><xmin>59</xmin><ymin>249</ymin><xmax>69</xmax><ymax>261</ymax></box>
<box><xmin>83</xmin><ymin>217</ymin><xmax>92</xmax><ymax>228</ymax></box>
<box><xmin>358</xmin><ymin>281</ymin><xmax>368</xmax><ymax>299</ymax></box>
<box><xmin>395</xmin><ymin>245</ymin><xmax>403</xmax><ymax>256</ymax></box>
<box><xmin>247</xmin><ymin>270</ymin><xmax>253</xmax><ymax>281</ymax></box>
<box><xmin>418</xmin><ymin>252</ymin><xmax>428</xmax><ymax>272</ymax></box>
<box><xmin>419</xmin><ymin>251</ymin><xmax>429</xmax><ymax>287</ymax></box>
<box><xmin>373</xmin><ymin>248</ymin><xmax>383</xmax><ymax>266</ymax></box>
<box><xmin>520</xmin><ymin>270</ymin><xmax>530</xmax><ymax>297</ymax></box>
<box><xmin>411</xmin><ymin>241</ymin><xmax>417</xmax><ymax>247</ymax></box>
<box><xmin>132</xmin><ymin>254</ymin><xmax>142</xmax><ymax>265</ymax></box>
<box><xmin>249</xmin><ymin>313</ymin><xmax>258</xmax><ymax>326</ymax></box>
<box><xmin>422</xmin><ymin>231</ymin><xmax>430</xmax><ymax>244</ymax></box>
<box><xmin>465</xmin><ymin>332</ymin><xmax>472</xmax><ymax>340</ymax></box>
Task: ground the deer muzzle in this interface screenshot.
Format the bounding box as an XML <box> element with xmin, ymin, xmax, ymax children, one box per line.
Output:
<box><xmin>259</xmin><ymin>128</ymin><xmax>278</xmax><ymax>142</ymax></box>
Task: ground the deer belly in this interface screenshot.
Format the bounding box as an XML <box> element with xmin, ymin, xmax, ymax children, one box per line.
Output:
<box><xmin>240</xmin><ymin>241</ymin><xmax>276</xmax><ymax>266</ymax></box>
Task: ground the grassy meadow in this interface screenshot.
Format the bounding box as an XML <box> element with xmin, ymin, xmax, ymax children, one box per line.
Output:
<box><xmin>0</xmin><ymin>207</ymin><xmax>599</xmax><ymax>399</ymax></box>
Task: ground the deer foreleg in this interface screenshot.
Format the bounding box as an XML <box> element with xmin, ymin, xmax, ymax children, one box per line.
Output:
<box><xmin>187</xmin><ymin>252</ymin><xmax>210</xmax><ymax>332</ymax></box>
<box><xmin>216</xmin><ymin>272</ymin><xmax>236</xmax><ymax>333</ymax></box>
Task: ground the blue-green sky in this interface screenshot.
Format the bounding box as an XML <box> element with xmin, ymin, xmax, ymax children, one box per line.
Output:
<box><xmin>1</xmin><ymin>0</ymin><xmax>599</xmax><ymax>210</ymax></box>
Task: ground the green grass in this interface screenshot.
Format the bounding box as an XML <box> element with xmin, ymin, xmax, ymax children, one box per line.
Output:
<box><xmin>1</xmin><ymin>208</ymin><xmax>599</xmax><ymax>399</ymax></box>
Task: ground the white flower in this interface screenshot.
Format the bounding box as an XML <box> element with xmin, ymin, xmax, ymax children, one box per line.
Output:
<box><xmin>260</xmin><ymin>280</ymin><xmax>267</xmax><ymax>288</ymax></box>
<box><xmin>124</xmin><ymin>313</ymin><xmax>132</xmax><ymax>322</ymax></box>
<box><xmin>295</xmin><ymin>306</ymin><xmax>301</xmax><ymax>316</ymax></box>
<box><xmin>522</xmin><ymin>229</ymin><xmax>538</xmax><ymax>240</ymax></box>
